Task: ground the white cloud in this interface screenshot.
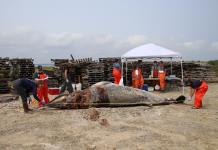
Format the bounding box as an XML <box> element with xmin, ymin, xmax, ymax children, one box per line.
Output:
<box><xmin>0</xmin><ymin>28</ymin><xmax>217</xmax><ymax>63</ymax></box>
<box><xmin>127</xmin><ymin>35</ymin><xmax>147</xmax><ymax>46</ymax></box>
<box><xmin>211</xmin><ymin>42</ymin><xmax>218</xmax><ymax>50</ymax></box>
<box><xmin>44</xmin><ymin>32</ymin><xmax>84</xmax><ymax>47</ymax></box>
<box><xmin>94</xmin><ymin>34</ymin><xmax>113</xmax><ymax>45</ymax></box>
<box><xmin>183</xmin><ymin>40</ymin><xmax>208</xmax><ymax>50</ymax></box>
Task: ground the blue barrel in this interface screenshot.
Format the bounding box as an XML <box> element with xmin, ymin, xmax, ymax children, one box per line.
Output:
<box><xmin>142</xmin><ymin>84</ymin><xmax>148</xmax><ymax>91</ymax></box>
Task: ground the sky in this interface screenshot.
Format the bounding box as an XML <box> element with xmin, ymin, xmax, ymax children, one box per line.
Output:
<box><xmin>0</xmin><ymin>0</ymin><xmax>218</xmax><ymax>63</ymax></box>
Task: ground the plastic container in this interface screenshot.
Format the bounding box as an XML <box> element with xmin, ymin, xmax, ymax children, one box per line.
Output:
<box><xmin>142</xmin><ymin>84</ymin><xmax>148</xmax><ymax>91</ymax></box>
<box><xmin>148</xmin><ymin>87</ymin><xmax>154</xmax><ymax>92</ymax></box>
<box><xmin>48</xmin><ymin>88</ymin><xmax>60</xmax><ymax>95</ymax></box>
<box><xmin>155</xmin><ymin>84</ymin><xmax>160</xmax><ymax>91</ymax></box>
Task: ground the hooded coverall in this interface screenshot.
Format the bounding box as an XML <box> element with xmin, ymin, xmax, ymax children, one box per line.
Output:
<box><xmin>192</xmin><ymin>80</ymin><xmax>208</xmax><ymax>109</ymax></box>
<box><xmin>132</xmin><ymin>68</ymin><xmax>144</xmax><ymax>89</ymax></box>
<box><xmin>35</xmin><ymin>72</ymin><xmax>49</xmax><ymax>106</ymax></box>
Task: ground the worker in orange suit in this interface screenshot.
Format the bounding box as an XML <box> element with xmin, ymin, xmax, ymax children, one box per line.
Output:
<box><xmin>186</xmin><ymin>79</ymin><xmax>208</xmax><ymax>109</ymax></box>
<box><xmin>34</xmin><ymin>65</ymin><xmax>49</xmax><ymax>107</ymax></box>
<box><xmin>158</xmin><ymin>61</ymin><xmax>166</xmax><ymax>91</ymax></box>
<box><xmin>152</xmin><ymin>61</ymin><xmax>159</xmax><ymax>78</ymax></box>
<box><xmin>112</xmin><ymin>59</ymin><xmax>121</xmax><ymax>84</ymax></box>
<box><xmin>151</xmin><ymin>61</ymin><xmax>159</xmax><ymax>87</ymax></box>
<box><xmin>132</xmin><ymin>64</ymin><xmax>144</xmax><ymax>89</ymax></box>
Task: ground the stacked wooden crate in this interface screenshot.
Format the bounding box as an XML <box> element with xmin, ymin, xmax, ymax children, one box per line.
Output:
<box><xmin>179</xmin><ymin>62</ymin><xmax>218</xmax><ymax>82</ymax></box>
<box><xmin>87</xmin><ymin>62</ymin><xmax>104</xmax><ymax>85</ymax></box>
<box><xmin>10</xmin><ymin>58</ymin><xmax>35</xmax><ymax>79</ymax></box>
<box><xmin>51</xmin><ymin>58</ymin><xmax>101</xmax><ymax>89</ymax></box>
<box><xmin>0</xmin><ymin>57</ymin><xmax>11</xmax><ymax>93</ymax></box>
<box><xmin>99</xmin><ymin>57</ymin><xmax>120</xmax><ymax>82</ymax></box>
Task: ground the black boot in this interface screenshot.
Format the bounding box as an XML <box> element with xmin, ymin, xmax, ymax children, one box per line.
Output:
<box><xmin>22</xmin><ymin>102</ymin><xmax>29</xmax><ymax>113</ymax></box>
<box><xmin>22</xmin><ymin>102</ymin><xmax>33</xmax><ymax>113</ymax></box>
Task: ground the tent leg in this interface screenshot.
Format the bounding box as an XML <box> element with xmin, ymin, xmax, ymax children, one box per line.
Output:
<box><xmin>121</xmin><ymin>60</ymin><xmax>124</xmax><ymax>75</ymax></box>
<box><xmin>170</xmin><ymin>57</ymin><xmax>173</xmax><ymax>75</ymax></box>
<box><xmin>180</xmin><ymin>58</ymin><xmax>184</xmax><ymax>94</ymax></box>
<box><xmin>125</xmin><ymin>60</ymin><xmax>128</xmax><ymax>85</ymax></box>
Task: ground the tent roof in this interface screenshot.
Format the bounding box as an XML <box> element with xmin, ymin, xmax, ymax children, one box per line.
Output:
<box><xmin>122</xmin><ymin>43</ymin><xmax>181</xmax><ymax>59</ymax></box>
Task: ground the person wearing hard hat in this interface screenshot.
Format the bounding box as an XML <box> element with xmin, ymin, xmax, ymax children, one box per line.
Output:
<box><xmin>112</xmin><ymin>59</ymin><xmax>121</xmax><ymax>85</ymax></box>
<box><xmin>34</xmin><ymin>65</ymin><xmax>49</xmax><ymax>107</ymax></box>
<box><xmin>12</xmin><ymin>78</ymin><xmax>42</xmax><ymax>113</ymax></box>
<box><xmin>132</xmin><ymin>62</ymin><xmax>144</xmax><ymax>89</ymax></box>
<box><xmin>186</xmin><ymin>79</ymin><xmax>208</xmax><ymax>109</ymax></box>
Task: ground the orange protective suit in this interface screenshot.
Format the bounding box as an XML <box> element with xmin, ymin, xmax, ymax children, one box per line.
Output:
<box><xmin>112</xmin><ymin>68</ymin><xmax>121</xmax><ymax>84</ymax></box>
<box><xmin>153</xmin><ymin>69</ymin><xmax>159</xmax><ymax>78</ymax></box>
<box><xmin>37</xmin><ymin>73</ymin><xmax>49</xmax><ymax>106</ymax></box>
<box><xmin>158</xmin><ymin>71</ymin><xmax>166</xmax><ymax>90</ymax></box>
<box><xmin>194</xmin><ymin>81</ymin><xmax>208</xmax><ymax>109</ymax></box>
<box><xmin>132</xmin><ymin>68</ymin><xmax>144</xmax><ymax>89</ymax></box>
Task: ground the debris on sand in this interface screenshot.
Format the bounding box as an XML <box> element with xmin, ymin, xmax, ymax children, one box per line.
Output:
<box><xmin>99</xmin><ymin>118</ymin><xmax>109</xmax><ymax>127</ymax></box>
<box><xmin>86</xmin><ymin>108</ymin><xmax>100</xmax><ymax>121</ymax></box>
<box><xmin>0</xmin><ymin>95</ymin><xmax>19</xmax><ymax>103</ymax></box>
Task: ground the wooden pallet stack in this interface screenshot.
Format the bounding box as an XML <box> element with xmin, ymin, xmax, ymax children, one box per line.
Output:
<box><xmin>42</xmin><ymin>69</ymin><xmax>59</xmax><ymax>88</ymax></box>
<box><xmin>51</xmin><ymin>59</ymin><xmax>69</xmax><ymax>67</ymax></box>
<box><xmin>87</xmin><ymin>62</ymin><xmax>104</xmax><ymax>86</ymax></box>
<box><xmin>50</xmin><ymin>59</ymin><xmax>70</xmax><ymax>86</ymax></box>
<box><xmin>51</xmin><ymin>57</ymin><xmax>218</xmax><ymax>90</ymax></box>
<box><xmin>99</xmin><ymin>57</ymin><xmax>121</xmax><ymax>82</ymax></box>
<box><xmin>10</xmin><ymin>58</ymin><xmax>35</xmax><ymax>79</ymax></box>
<box><xmin>179</xmin><ymin>62</ymin><xmax>218</xmax><ymax>82</ymax></box>
<box><xmin>0</xmin><ymin>57</ymin><xmax>11</xmax><ymax>93</ymax></box>
<box><xmin>51</xmin><ymin>58</ymin><xmax>100</xmax><ymax>89</ymax></box>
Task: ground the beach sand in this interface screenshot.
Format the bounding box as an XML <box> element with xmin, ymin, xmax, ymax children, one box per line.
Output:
<box><xmin>0</xmin><ymin>84</ymin><xmax>218</xmax><ymax>150</ymax></box>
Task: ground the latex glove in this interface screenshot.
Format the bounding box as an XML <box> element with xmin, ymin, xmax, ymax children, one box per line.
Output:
<box><xmin>187</xmin><ymin>96</ymin><xmax>192</xmax><ymax>101</ymax></box>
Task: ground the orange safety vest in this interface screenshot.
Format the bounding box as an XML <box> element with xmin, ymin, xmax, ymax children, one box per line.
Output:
<box><xmin>158</xmin><ymin>71</ymin><xmax>166</xmax><ymax>90</ymax></box>
<box><xmin>153</xmin><ymin>69</ymin><xmax>159</xmax><ymax>78</ymax></box>
<box><xmin>112</xmin><ymin>68</ymin><xmax>121</xmax><ymax>84</ymax></box>
<box><xmin>38</xmin><ymin>73</ymin><xmax>48</xmax><ymax>88</ymax></box>
<box><xmin>37</xmin><ymin>72</ymin><xmax>49</xmax><ymax>105</ymax></box>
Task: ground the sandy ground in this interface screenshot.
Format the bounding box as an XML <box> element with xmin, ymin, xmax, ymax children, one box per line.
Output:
<box><xmin>0</xmin><ymin>84</ymin><xmax>218</xmax><ymax>150</ymax></box>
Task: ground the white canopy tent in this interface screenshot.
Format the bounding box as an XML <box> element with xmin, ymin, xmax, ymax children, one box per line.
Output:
<box><xmin>121</xmin><ymin>43</ymin><xmax>184</xmax><ymax>93</ymax></box>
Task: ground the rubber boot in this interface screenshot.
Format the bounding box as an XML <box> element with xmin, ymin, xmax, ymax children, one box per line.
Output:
<box><xmin>23</xmin><ymin>102</ymin><xmax>29</xmax><ymax>113</ymax></box>
<box><xmin>23</xmin><ymin>102</ymin><xmax>33</xmax><ymax>113</ymax></box>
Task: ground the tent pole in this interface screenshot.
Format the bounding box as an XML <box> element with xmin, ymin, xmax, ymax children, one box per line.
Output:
<box><xmin>121</xmin><ymin>58</ymin><xmax>124</xmax><ymax>82</ymax></box>
<box><xmin>126</xmin><ymin>60</ymin><xmax>128</xmax><ymax>85</ymax></box>
<box><xmin>180</xmin><ymin>57</ymin><xmax>184</xmax><ymax>94</ymax></box>
<box><xmin>170</xmin><ymin>57</ymin><xmax>173</xmax><ymax>75</ymax></box>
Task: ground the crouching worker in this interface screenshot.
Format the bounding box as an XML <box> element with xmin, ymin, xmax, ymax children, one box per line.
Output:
<box><xmin>12</xmin><ymin>78</ymin><xmax>42</xmax><ymax>113</ymax></box>
<box><xmin>186</xmin><ymin>79</ymin><xmax>208</xmax><ymax>109</ymax></box>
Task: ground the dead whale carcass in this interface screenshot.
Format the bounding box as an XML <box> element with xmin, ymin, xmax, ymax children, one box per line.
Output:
<box><xmin>47</xmin><ymin>82</ymin><xmax>185</xmax><ymax>109</ymax></box>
